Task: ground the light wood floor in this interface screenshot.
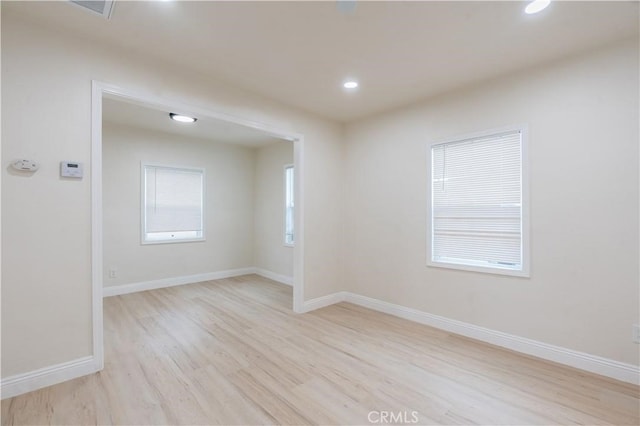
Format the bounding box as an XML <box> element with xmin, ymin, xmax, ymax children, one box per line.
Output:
<box><xmin>2</xmin><ymin>275</ymin><xmax>639</xmax><ymax>425</ymax></box>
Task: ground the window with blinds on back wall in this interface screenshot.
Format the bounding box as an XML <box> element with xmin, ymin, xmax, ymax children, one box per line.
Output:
<box><xmin>428</xmin><ymin>126</ymin><xmax>529</xmax><ymax>277</ymax></box>
<box><xmin>142</xmin><ymin>164</ymin><xmax>205</xmax><ymax>244</ymax></box>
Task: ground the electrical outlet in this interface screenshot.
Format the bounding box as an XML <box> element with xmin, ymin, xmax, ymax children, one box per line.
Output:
<box><xmin>108</xmin><ymin>268</ymin><xmax>117</xmax><ymax>279</ymax></box>
<box><xmin>633</xmin><ymin>324</ymin><xmax>640</xmax><ymax>344</ymax></box>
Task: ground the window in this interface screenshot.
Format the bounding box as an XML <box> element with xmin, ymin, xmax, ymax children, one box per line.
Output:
<box><xmin>428</xmin><ymin>126</ymin><xmax>529</xmax><ymax>276</ymax></box>
<box><xmin>142</xmin><ymin>164</ymin><xmax>204</xmax><ymax>244</ymax></box>
<box><xmin>284</xmin><ymin>165</ymin><xmax>294</xmax><ymax>246</ymax></box>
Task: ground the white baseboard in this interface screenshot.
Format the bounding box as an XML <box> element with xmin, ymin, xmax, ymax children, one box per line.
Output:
<box><xmin>299</xmin><ymin>291</ymin><xmax>639</xmax><ymax>385</ymax></box>
<box><xmin>102</xmin><ymin>277</ymin><xmax>640</xmax><ymax>386</ymax></box>
<box><xmin>299</xmin><ymin>291</ymin><xmax>348</xmax><ymax>313</ymax></box>
<box><xmin>103</xmin><ymin>267</ymin><xmax>256</xmax><ymax>297</ymax></box>
<box><xmin>1</xmin><ymin>356</ymin><xmax>98</xmax><ymax>400</ymax></box>
<box><xmin>342</xmin><ymin>292</ymin><xmax>640</xmax><ymax>385</ymax></box>
<box><xmin>3</xmin><ymin>267</ymin><xmax>290</xmax><ymax>399</ymax></box>
<box><xmin>253</xmin><ymin>268</ymin><xmax>293</xmax><ymax>286</ymax></box>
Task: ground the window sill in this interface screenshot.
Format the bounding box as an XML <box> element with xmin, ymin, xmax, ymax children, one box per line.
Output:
<box><xmin>427</xmin><ymin>259</ymin><xmax>529</xmax><ymax>278</ymax></box>
<box><xmin>142</xmin><ymin>237</ymin><xmax>206</xmax><ymax>245</ymax></box>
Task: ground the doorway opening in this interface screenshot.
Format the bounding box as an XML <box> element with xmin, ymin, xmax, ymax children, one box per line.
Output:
<box><xmin>91</xmin><ymin>81</ymin><xmax>305</xmax><ymax>368</ymax></box>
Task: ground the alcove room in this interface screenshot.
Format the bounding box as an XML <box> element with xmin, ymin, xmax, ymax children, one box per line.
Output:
<box><xmin>101</xmin><ymin>96</ymin><xmax>295</xmax><ymax>296</ymax></box>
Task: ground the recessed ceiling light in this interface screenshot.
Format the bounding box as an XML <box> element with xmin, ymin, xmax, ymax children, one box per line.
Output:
<box><xmin>169</xmin><ymin>113</ymin><xmax>197</xmax><ymax>123</ymax></box>
<box><xmin>343</xmin><ymin>81</ymin><xmax>359</xmax><ymax>89</ymax></box>
<box><xmin>525</xmin><ymin>0</ymin><xmax>551</xmax><ymax>14</ymax></box>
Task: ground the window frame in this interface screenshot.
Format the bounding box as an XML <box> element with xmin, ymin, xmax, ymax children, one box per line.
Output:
<box><xmin>284</xmin><ymin>164</ymin><xmax>294</xmax><ymax>247</ymax></box>
<box><xmin>426</xmin><ymin>124</ymin><xmax>530</xmax><ymax>277</ymax></box>
<box><xmin>140</xmin><ymin>162</ymin><xmax>206</xmax><ymax>245</ymax></box>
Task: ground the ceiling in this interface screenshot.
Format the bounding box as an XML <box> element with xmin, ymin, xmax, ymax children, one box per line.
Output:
<box><xmin>5</xmin><ymin>1</ymin><xmax>639</xmax><ymax>122</ymax></box>
<box><xmin>103</xmin><ymin>96</ymin><xmax>284</xmax><ymax>148</ymax></box>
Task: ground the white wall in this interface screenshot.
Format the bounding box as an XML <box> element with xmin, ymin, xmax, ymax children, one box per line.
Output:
<box><xmin>103</xmin><ymin>123</ymin><xmax>255</xmax><ymax>286</ymax></box>
<box><xmin>254</xmin><ymin>141</ymin><xmax>294</xmax><ymax>278</ymax></box>
<box><xmin>1</xmin><ymin>12</ymin><xmax>344</xmax><ymax>378</ymax></box>
<box><xmin>344</xmin><ymin>39</ymin><xmax>639</xmax><ymax>365</ymax></box>
<box><xmin>3</xmin><ymin>3</ymin><xmax>636</xmax><ymax>387</ymax></box>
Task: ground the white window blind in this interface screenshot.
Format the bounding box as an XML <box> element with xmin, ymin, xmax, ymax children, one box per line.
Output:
<box><xmin>143</xmin><ymin>165</ymin><xmax>204</xmax><ymax>243</ymax></box>
<box><xmin>284</xmin><ymin>165</ymin><xmax>294</xmax><ymax>245</ymax></box>
<box><xmin>430</xmin><ymin>129</ymin><xmax>526</xmax><ymax>274</ymax></box>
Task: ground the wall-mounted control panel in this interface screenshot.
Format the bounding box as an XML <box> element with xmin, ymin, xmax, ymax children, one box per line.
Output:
<box><xmin>60</xmin><ymin>161</ymin><xmax>83</xmax><ymax>178</ymax></box>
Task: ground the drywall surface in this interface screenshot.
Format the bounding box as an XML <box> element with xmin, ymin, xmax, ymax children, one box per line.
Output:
<box><xmin>344</xmin><ymin>39</ymin><xmax>640</xmax><ymax>365</ymax></box>
<box><xmin>103</xmin><ymin>123</ymin><xmax>255</xmax><ymax>286</ymax></box>
<box><xmin>254</xmin><ymin>141</ymin><xmax>294</xmax><ymax>278</ymax></box>
<box><xmin>1</xmin><ymin>12</ymin><xmax>343</xmax><ymax>377</ymax></box>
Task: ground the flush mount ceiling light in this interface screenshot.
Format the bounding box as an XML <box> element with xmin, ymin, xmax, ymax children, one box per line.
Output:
<box><xmin>343</xmin><ymin>81</ymin><xmax>359</xmax><ymax>89</ymax></box>
<box><xmin>169</xmin><ymin>113</ymin><xmax>197</xmax><ymax>123</ymax></box>
<box><xmin>525</xmin><ymin>0</ymin><xmax>551</xmax><ymax>14</ymax></box>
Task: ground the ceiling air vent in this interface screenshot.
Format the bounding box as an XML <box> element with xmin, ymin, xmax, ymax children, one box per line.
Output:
<box><xmin>69</xmin><ymin>0</ymin><xmax>115</xmax><ymax>19</ymax></box>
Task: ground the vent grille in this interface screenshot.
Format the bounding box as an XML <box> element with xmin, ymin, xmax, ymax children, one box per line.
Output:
<box><xmin>69</xmin><ymin>0</ymin><xmax>115</xmax><ymax>19</ymax></box>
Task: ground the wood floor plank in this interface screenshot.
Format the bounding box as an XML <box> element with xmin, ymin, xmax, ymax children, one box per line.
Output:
<box><xmin>2</xmin><ymin>274</ymin><xmax>638</xmax><ymax>425</ymax></box>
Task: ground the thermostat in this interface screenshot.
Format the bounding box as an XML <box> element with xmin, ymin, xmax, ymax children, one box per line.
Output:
<box><xmin>60</xmin><ymin>161</ymin><xmax>83</xmax><ymax>178</ymax></box>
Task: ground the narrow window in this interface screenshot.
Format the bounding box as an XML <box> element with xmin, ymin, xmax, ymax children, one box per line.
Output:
<box><xmin>284</xmin><ymin>165</ymin><xmax>294</xmax><ymax>246</ymax></box>
<box><xmin>428</xmin><ymin>127</ymin><xmax>529</xmax><ymax>276</ymax></box>
<box><xmin>142</xmin><ymin>164</ymin><xmax>204</xmax><ymax>244</ymax></box>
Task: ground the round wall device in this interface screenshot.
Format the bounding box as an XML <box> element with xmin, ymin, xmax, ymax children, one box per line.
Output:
<box><xmin>11</xmin><ymin>159</ymin><xmax>39</xmax><ymax>172</ymax></box>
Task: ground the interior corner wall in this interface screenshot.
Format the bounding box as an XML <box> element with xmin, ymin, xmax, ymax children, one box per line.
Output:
<box><xmin>253</xmin><ymin>141</ymin><xmax>294</xmax><ymax>278</ymax></box>
<box><xmin>102</xmin><ymin>123</ymin><xmax>255</xmax><ymax>287</ymax></box>
<box><xmin>343</xmin><ymin>38</ymin><xmax>640</xmax><ymax>366</ymax></box>
<box><xmin>1</xmin><ymin>13</ymin><xmax>344</xmax><ymax>379</ymax></box>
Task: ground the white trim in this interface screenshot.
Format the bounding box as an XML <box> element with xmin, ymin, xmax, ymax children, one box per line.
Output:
<box><xmin>21</xmin><ymin>81</ymin><xmax>304</xmax><ymax>402</ymax></box>
<box><xmin>426</xmin><ymin>259</ymin><xmax>530</xmax><ymax>278</ymax></box>
<box><xmin>98</xmin><ymin>82</ymin><xmax>304</xmax><ymax>141</ymax></box>
<box><xmin>92</xmin><ymin>80</ymin><xmax>306</xmax><ymax>366</ymax></box>
<box><xmin>103</xmin><ymin>268</ymin><xmax>294</xmax><ymax>297</ymax></box>
<box><xmin>9</xmin><ymin>288</ymin><xmax>636</xmax><ymax>402</ymax></box>
<box><xmin>253</xmin><ymin>268</ymin><xmax>294</xmax><ymax>286</ymax></box>
<box><xmin>91</xmin><ymin>81</ymin><xmax>104</xmax><ymax>372</ymax></box>
<box><xmin>103</xmin><ymin>268</ymin><xmax>256</xmax><ymax>297</ymax></box>
<box><xmin>343</xmin><ymin>293</ymin><xmax>639</xmax><ymax>385</ymax></box>
<box><xmin>521</xmin><ymin>124</ymin><xmax>531</xmax><ymax>277</ymax></box>
<box><xmin>292</xmin><ymin>136</ymin><xmax>305</xmax><ymax>313</ymax></box>
<box><xmin>298</xmin><ymin>291</ymin><xmax>639</xmax><ymax>385</ymax></box>
<box><xmin>1</xmin><ymin>356</ymin><xmax>97</xmax><ymax>400</ymax></box>
<box><xmin>299</xmin><ymin>292</ymin><xmax>348</xmax><ymax>313</ymax></box>
<box><xmin>426</xmin><ymin>123</ymin><xmax>530</xmax><ymax>278</ymax></box>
